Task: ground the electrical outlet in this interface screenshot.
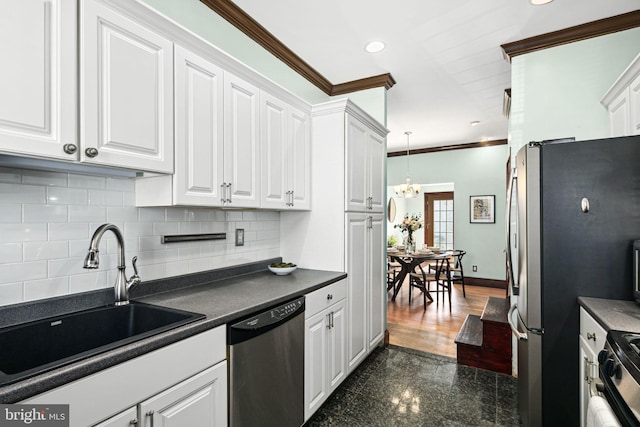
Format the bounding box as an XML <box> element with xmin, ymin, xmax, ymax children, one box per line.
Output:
<box><xmin>472</xmin><ymin>265</ymin><xmax>477</xmax><ymax>272</ymax></box>
<box><xmin>235</xmin><ymin>229</ymin><xmax>244</xmax><ymax>246</ymax></box>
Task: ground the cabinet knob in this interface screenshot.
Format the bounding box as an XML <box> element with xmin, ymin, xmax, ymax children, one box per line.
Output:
<box><xmin>63</xmin><ymin>143</ymin><xmax>77</xmax><ymax>155</ymax></box>
<box><xmin>327</xmin><ymin>294</ymin><xmax>333</xmax><ymax>301</ymax></box>
<box><xmin>587</xmin><ymin>332</ymin><xmax>596</xmax><ymax>341</ymax></box>
<box><xmin>129</xmin><ymin>419</ymin><xmax>138</xmax><ymax>426</ymax></box>
<box><xmin>85</xmin><ymin>147</ymin><xmax>99</xmax><ymax>158</ymax></box>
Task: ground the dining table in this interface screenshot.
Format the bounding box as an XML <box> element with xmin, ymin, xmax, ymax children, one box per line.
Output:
<box><xmin>387</xmin><ymin>250</ymin><xmax>459</xmax><ymax>302</ymax></box>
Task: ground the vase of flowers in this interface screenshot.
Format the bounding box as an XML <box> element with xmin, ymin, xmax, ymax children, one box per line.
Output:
<box><xmin>394</xmin><ymin>213</ymin><xmax>423</xmax><ymax>254</ymax></box>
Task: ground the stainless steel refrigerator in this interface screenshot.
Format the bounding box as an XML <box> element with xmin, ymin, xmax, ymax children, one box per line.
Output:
<box><xmin>506</xmin><ymin>136</ymin><xmax>640</xmax><ymax>427</ymax></box>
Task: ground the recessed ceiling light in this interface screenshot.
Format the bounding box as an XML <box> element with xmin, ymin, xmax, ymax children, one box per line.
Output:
<box><xmin>470</xmin><ymin>121</ymin><xmax>480</xmax><ymax>127</ymax></box>
<box><xmin>365</xmin><ymin>41</ymin><xmax>386</xmax><ymax>53</ymax></box>
<box><xmin>530</xmin><ymin>0</ymin><xmax>553</xmax><ymax>5</ymax></box>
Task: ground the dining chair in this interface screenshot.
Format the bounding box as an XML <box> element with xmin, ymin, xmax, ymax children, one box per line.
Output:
<box><xmin>387</xmin><ymin>257</ymin><xmax>401</xmax><ymax>292</ymax></box>
<box><xmin>408</xmin><ymin>260</ymin><xmax>451</xmax><ymax>310</ymax></box>
<box><xmin>449</xmin><ymin>250</ymin><xmax>466</xmax><ymax>297</ymax></box>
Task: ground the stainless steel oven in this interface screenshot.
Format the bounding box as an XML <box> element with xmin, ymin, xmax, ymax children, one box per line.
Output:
<box><xmin>594</xmin><ymin>331</ymin><xmax>640</xmax><ymax>426</ymax></box>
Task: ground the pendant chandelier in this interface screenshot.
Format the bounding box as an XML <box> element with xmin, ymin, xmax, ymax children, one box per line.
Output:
<box><xmin>394</xmin><ymin>131</ymin><xmax>421</xmax><ymax>198</ymax></box>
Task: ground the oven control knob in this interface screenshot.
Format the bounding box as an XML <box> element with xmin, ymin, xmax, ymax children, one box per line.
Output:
<box><xmin>603</xmin><ymin>358</ymin><xmax>621</xmax><ymax>379</ymax></box>
<box><xmin>597</xmin><ymin>349</ymin><xmax>609</xmax><ymax>365</ymax></box>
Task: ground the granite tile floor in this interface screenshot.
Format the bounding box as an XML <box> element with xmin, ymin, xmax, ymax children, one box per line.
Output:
<box><xmin>304</xmin><ymin>345</ymin><xmax>520</xmax><ymax>427</ymax></box>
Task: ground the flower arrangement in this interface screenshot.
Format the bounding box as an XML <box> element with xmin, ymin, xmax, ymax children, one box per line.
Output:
<box><xmin>394</xmin><ymin>213</ymin><xmax>423</xmax><ymax>251</ymax></box>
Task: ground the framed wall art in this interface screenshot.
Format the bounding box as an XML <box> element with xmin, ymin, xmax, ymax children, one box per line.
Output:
<box><xmin>470</xmin><ymin>195</ymin><xmax>495</xmax><ymax>223</ymax></box>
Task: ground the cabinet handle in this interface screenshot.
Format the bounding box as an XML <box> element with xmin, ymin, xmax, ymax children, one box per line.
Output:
<box><xmin>145</xmin><ymin>410</ymin><xmax>155</xmax><ymax>427</ymax></box>
<box><xmin>85</xmin><ymin>147</ymin><xmax>99</xmax><ymax>158</ymax></box>
<box><xmin>221</xmin><ymin>183</ymin><xmax>227</xmax><ymax>205</ymax></box>
<box><xmin>63</xmin><ymin>143</ymin><xmax>77</xmax><ymax>155</ymax></box>
<box><xmin>129</xmin><ymin>419</ymin><xmax>138</xmax><ymax>426</ymax></box>
<box><xmin>330</xmin><ymin>311</ymin><xmax>334</xmax><ymax>328</ymax></box>
<box><xmin>326</xmin><ymin>313</ymin><xmax>331</xmax><ymax>329</ymax></box>
<box><xmin>587</xmin><ymin>332</ymin><xmax>596</xmax><ymax>341</ymax></box>
<box><xmin>226</xmin><ymin>183</ymin><xmax>232</xmax><ymax>204</ymax></box>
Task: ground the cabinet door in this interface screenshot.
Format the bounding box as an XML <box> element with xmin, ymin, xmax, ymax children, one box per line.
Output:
<box><xmin>345</xmin><ymin>116</ymin><xmax>369</xmax><ymax>212</ymax></box>
<box><xmin>93</xmin><ymin>407</ymin><xmax>137</xmax><ymax>427</ymax></box>
<box><xmin>304</xmin><ymin>309</ymin><xmax>328</xmax><ymax>420</ymax></box>
<box><xmin>630</xmin><ymin>73</ymin><xmax>640</xmax><ymax>135</ymax></box>
<box><xmin>345</xmin><ymin>213</ymin><xmax>368</xmax><ymax>371</ymax></box>
<box><xmin>327</xmin><ymin>298</ymin><xmax>346</xmax><ymax>393</ymax></box>
<box><xmin>139</xmin><ymin>362</ymin><xmax>227</xmax><ymax>427</ymax></box>
<box><xmin>81</xmin><ymin>0</ymin><xmax>173</xmax><ymax>173</ymax></box>
<box><xmin>368</xmin><ymin>215</ymin><xmax>385</xmax><ymax>348</ymax></box>
<box><xmin>224</xmin><ymin>72</ymin><xmax>260</xmax><ymax>207</ymax></box>
<box><xmin>0</xmin><ymin>0</ymin><xmax>76</xmax><ymax>160</ymax></box>
<box><xmin>173</xmin><ymin>45</ymin><xmax>224</xmax><ymax>206</ymax></box>
<box><xmin>579</xmin><ymin>336</ymin><xmax>597</xmax><ymax>427</ymax></box>
<box><xmin>367</xmin><ymin>132</ymin><xmax>385</xmax><ymax>213</ymax></box>
<box><xmin>608</xmin><ymin>89</ymin><xmax>630</xmax><ymax>137</ymax></box>
<box><xmin>260</xmin><ymin>92</ymin><xmax>288</xmax><ymax>209</ymax></box>
<box><xmin>289</xmin><ymin>106</ymin><xmax>311</xmax><ymax>210</ymax></box>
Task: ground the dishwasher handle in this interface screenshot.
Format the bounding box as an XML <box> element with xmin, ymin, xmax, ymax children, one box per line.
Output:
<box><xmin>228</xmin><ymin>296</ymin><xmax>305</xmax><ymax>345</ymax></box>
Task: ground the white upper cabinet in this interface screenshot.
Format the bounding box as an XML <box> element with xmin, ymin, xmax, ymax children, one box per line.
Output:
<box><xmin>81</xmin><ymin>0</ymin><xmax>174</xmax><ymax>173</ymax></box>
<box><xmin>602</xmin><ymin>53</ymin><xmax>640</xmax><ymax>137</ymax></box>
<box><xmin>223</xmin><ymin>72</ymin><xmax>260</xmax><ymax>208</ymax></box>
<box><xmin>173</xmin><ymin>45</ymin><xmax>225</xmax><ymax>206</ymax></box>
<box><xmin>261</xmin><ymin>92</ymin><xmax>311</xmax><ymax>210</ymax></box>
<box><xmin>0</xmin><ymin>0</ymin><xmax>77</xmax><ymax>160</ymax></box>
<box><xmin>345</xmin><ymin>115</ymin><xmax>385</xmax><ymax>213</ymax></box>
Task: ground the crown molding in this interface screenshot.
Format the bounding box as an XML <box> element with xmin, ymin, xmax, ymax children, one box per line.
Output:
<box><xmin>387</xmin><ymin>139</ymin><xmax>508</xmax><ymax>157</ymax></box>
<box><xmin>501</xmin><ymin>10</ymin><xmax>640</xmax><ymax>62</ymax></box>
<box><xmin>200</xmin><ymin>0</ymin><xmax>395</xmax><ymax>95</ymax></box>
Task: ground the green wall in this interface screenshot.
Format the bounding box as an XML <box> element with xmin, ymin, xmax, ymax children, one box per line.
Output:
<box><xmin>387</xmin><ymin>145</ymin><xmax>508</xmax><ymax>281</ymax></box>
<box><xmin>509</xmin><ymin>27</ymin><xmax>640</xmax><ymax>154</ymax></box>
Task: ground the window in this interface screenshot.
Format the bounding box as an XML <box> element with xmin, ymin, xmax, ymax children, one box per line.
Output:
<box><xmin>424</xmin><ymin>192</ymin><xmax>454</xmax><ymax>251</ymax></box>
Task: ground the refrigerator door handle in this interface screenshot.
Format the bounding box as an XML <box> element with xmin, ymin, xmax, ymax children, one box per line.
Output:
<box><xmin>506</xmin><ymin>172</ymin><xmax>517</xmax><ymax>292</ymax></box>
<box><xmin>508</xmin><ymin>303</ymin><xmax>528</xmax><ymax>341</ymax></box>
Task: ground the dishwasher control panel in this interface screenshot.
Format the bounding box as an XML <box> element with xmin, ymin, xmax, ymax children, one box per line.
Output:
<box><xmin>231</xmin><ymin>296</ymin><xmax>305</xmax><ymax>331</ymax></box>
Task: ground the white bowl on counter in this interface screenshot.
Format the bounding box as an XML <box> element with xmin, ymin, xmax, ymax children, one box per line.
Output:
<box><xmin>268</xmin><ymin>265</ymin><xmax>297</xmax><ymax>275</ymax></box>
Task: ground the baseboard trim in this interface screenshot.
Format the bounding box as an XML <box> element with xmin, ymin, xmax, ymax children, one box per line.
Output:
<box><xmin>465</xmin><ymin>277</ymin><xmax>507</xmax><ymax>289</ymax></box>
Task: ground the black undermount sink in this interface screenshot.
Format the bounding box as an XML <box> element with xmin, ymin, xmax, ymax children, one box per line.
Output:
<box><xmin>0</xmin><ymin>302</ymin><xmax>205</xmax><ymax>387</ymax></box>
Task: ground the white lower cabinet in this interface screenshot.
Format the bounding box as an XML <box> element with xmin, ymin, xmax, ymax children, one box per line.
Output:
<box><xmin>23</xmin><ymin>326</ymin><xmax>227</xmax><ymax>427</ymax></box>
<box><xmin>304</xmin><ymin>280</ymin><xmax>347</xmax><ymax>421</ymax></box>
<box><xmin>579</xmin><ymin>307</ymin><xmax>606</xmax><ymax>427</ymax></box>
<box><xmin>95</xmin><ymin>362</ymin><xmax>226</xmax><ymax>427</ymax></box>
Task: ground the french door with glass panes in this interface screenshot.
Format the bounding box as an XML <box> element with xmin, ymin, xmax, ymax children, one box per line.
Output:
<box><xmin>424</xmin><ymin>192</ymin><xmax>454</xmax><ymax>251</ymax></box>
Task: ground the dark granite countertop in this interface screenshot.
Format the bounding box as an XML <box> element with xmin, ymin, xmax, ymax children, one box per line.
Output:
<box><xmin>0</xmin><ymin>261</ymin><xmax>346</xmax><ymax>403</ymax></box>
<box><xmin>578</xmin><ymin>297</ymin><xmax>640</xmax><ymax>333</ymax></box>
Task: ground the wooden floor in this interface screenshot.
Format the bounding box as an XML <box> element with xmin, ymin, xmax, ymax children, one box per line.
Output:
<box><xmin>387</xmin><ymin>278</ymin><xmax>506</xmax><ymax>359</ymax></box>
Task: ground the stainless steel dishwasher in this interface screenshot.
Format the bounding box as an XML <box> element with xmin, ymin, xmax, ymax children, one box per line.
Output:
<box><xmin>228</xmin><ymin>296</ymin><xmax>305</xmax><ymax>427</ymax></box>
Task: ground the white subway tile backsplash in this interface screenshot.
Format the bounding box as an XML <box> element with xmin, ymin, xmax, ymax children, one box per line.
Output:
<box><xmin>138</xmin><ymin>207</ymin><xmax>166</xmax><ymax>222</ymax></box>
<box><xmin>24</xmin><ymin>276</ymin><xmax>69</xmax><ymax>301</ymax></box>
<box><xmin>0</xmin><ymin>282</ymin><xmax>24</xmax><ymax>305</ymax></box>
<box><xmin>106</xmin><ymin>206</ymin><xmax>138</xmax><ymax>222</ymax></box>
<box><xmin>23</xmin><ymin>204</ymin><xmax>68</xmax><ymax>223</ymax></box>
<box><xmin>47</xmin><ymin>187</ymin><xmax>88</xmax><ymax>205</ymax></box>
<box><xmin>0</xmin><ymin>169</ymin><xmax>281</xmax><ymax>307</ymax></box>
<box><xmin>69</xmin><ymin>174</ymin><xmax>106</xmax><ymax>189</ymax></box>
<box><xmin>0</xmin><ymin>243</ymin><xmax>23</xmax><ymax>264</ymax></box>
<box><xmin>24</xmin><ymin>241</ymin><xmax>69</xmax><ymax>261</ymax></box>
<box><xmin>0</xmin><ymin>224</ymin><xmax>47</xmax><ymax>243</ymax></box>
<box><xmin>48</xmin><ymin>223</ymin><xmax>89</xmax><ymax>241</ymax></box>
<box><xmin>69</xmin><ymin>271</ymin><xmax>108</xmax><ymax>293</ymax></box>
<box><xmin>69</xmin><ymin>205</ymin><xmax>107</xmax><ymax>223</ymax></box>
<box><xmin>22</xmin><ymin>170</ymin><xmax>68</xmax><ymax>187</ymax></box>
<box><xmin>0</xmin><ymin>167</ymin><xmax>22</xmax><ymax>184</ymax></box>
<box><xmin>0</xmin><ymin>183</ymin><xmax>46</xmax><ymax>203</ymax></box>
<box><xmin>105</xmin><ymin>177</ymin><xmax>135</xmax><ymax>192</ymax></box>
<box><xmin>0</xmin><ymin>261</ymin><xmax>47</xmax><ymax>284</ymax></box>
<box><xmin>0</xmin><ymin>204</ymin><xmax>22</xmax><ymax>222</ymax></box>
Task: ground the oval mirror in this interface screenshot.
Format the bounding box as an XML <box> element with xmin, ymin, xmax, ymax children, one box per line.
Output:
<box><xmin>387</xmin><ymin>198</ymin><xmax>396</xmax><ymax>222</ymax></box>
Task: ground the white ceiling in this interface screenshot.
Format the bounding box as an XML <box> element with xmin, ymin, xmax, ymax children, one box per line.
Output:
<box><xmin>230</xmin><ymin>0</ymin><xmax>639</xmax><ymax>152</ymax></box>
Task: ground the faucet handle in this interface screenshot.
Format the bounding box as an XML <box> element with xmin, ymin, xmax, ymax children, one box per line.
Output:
<box><xmin>131</xmin><ymin>256</ymin><xmax>139</xmax><ymax>277</ymax></box>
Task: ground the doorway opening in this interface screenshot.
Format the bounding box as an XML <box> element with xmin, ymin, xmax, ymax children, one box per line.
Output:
<box><xmin>424</xmin><ymin>191</ymin><xmax>454</xmax><ymax>250</ymax></box>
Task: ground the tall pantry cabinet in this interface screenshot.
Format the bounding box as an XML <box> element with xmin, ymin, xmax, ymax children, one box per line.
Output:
<box><xmin>281</xmin><ymin>99</ymin><xmax>387</xmax><ymax>373</ymax></box>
